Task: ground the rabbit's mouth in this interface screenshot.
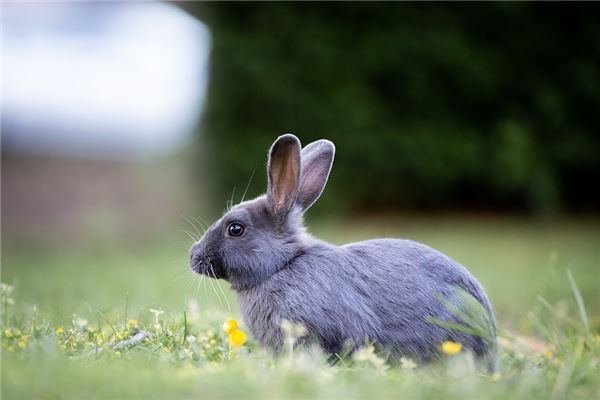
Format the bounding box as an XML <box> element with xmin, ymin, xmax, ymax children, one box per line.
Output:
<box><xmin>190</xmin><ymin>254</ymin><xmax>228</xmax><ymax>280</ymax></box>
<box><xmin>206</xmin><ymin>258</ymin><xmax>228</xmax><ymax>280</ymax></box>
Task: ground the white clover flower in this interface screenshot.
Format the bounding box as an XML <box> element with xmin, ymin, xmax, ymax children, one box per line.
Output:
<box><xmin>75</xmin><ymin>318</ymin><xmax>88</xmax><ymax>329</ymax></box>
<box><xmin>400</xmin><ymin>357</ymin><xmax>417</xmax><ymax>370</ymax></box>
<box><xmin>186</xmin><ymin>335</ymin><xmax>196</xmax><ymax>344</ymax></box>
<box><xmin>149</xmin><ymin>308</ymin><xmax>164</xmax><ymax>317</ymax></box>
<box><xmin>149</xmin><ymin>308</ymin><xmax>164</xmax><ymax>331</ymax></box>
<box><xmin>353</xmin><ymin>345</ymin><xmax>388</xmax><ymax>371</ymax></box>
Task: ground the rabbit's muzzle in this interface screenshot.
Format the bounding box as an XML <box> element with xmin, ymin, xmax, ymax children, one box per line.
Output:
<box><xmin>189</xmin><ymin>250</ymin><xmax>228</xmax><ymax>280</ymax></box>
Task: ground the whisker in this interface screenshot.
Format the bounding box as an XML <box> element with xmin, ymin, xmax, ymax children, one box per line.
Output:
<box><xmin>207</xmin><ymin>263</ymin><xmax>225</xmax><ymax>308</ymax></box>
<box><xmin>229</xmin><ymin>186</ymin><xmax>237</xmax><ymax>211</ymax></box>
<box><xmin>211</xmin><ymin>269</ymin><xmax>231</xmax><ymax>313</ymax></box>
<box><xmin>240</xmin><ymin>170</ymin><xmax>256</xmax><ymax>204</ymax></box>
<box><xmin>201</xmin><ymin>274</ymin><xmax>209</xmax><ymax>303</ymax></box>
<box><xmin>186</xmin><ymin>274</ymin><xmax>198</xmax><ymax>295</ymax></box>
<box><xmin>181</xmin><ymin>214</ymin><xmax>203</xmax><ymax>240</ymax></box>
<box><xmin>176</xmin><ymin>264</ymin><xmax>193</xmax><ymax>278</ymax></box>
<box><xmin>188</xmin><ymin>215</ymin><xmax>209</xmax><ymax>233</ymax></box>
<box><xmin>179</xmin><ymin>228</ymin><xmax>198</xmax><ymax>243</ymax></box>
<box><xmin>193</xmin><ymin>275</ymin><xmax>202</xmax><ymax>308</ymax></box>
<box><xmin>177</xmin><ymin>268</ymin><xmax>196</xmax><ymax>297</ymax></box>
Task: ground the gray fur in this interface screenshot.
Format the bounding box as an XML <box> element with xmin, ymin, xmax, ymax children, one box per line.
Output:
<box><xmin>190</xmin><ymin>134</ymin><xmax>497</xmax><ymax>370</ymax></box>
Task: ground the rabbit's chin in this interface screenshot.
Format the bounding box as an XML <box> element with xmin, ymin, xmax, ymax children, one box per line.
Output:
<box><xmin>190</xmin><ymin>256</ymin><xmax>229</xmax><ymax>280</ymax></box>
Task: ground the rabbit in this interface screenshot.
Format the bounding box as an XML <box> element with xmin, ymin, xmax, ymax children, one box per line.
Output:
<box><xmin>190</xmin><ymin>134</ymin><xmax>497</xmax><ymax>370</ymax></box>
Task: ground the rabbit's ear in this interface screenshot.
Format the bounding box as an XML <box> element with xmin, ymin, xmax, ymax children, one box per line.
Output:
<box><xmin>297</xmin><ymin>139</ymin><xmax>335</xmax><ymax>211</ymax></box>
<box><xmin>267</xmin><ymin>134</ymin><xmax>302</xmax><ymax>220</ymax></box>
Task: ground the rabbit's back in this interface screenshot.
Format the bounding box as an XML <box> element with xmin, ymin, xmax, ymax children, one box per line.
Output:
<box><xmin>344</xmin><ymin>238</ymin><xmax>494</xmax><ymax>321</ymax></box>
<box><xmin>343</xmin><ymin>239</ymin><xmax>496</xmax><ymax>361</ymax></box>
<box><xmin>238</xmin><ymin>237</ymin><xmax>496</xmax><ymax>365</ymax></box>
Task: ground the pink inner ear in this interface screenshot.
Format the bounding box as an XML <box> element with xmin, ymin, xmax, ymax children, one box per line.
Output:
<box><xmin>268</xmin><ymin>136</ymin><xmax>301</xmax><ymax>217</ymax></box>
<box><xmin>272</xmin><ymin>156</ymin><xmax>300</xmax><ymax>212</ymax></box>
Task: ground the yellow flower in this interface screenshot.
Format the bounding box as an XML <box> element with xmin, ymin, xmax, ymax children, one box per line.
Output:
<box><xmin>441</xmin><ymin>341</ymin><xmax>462</xmax><ymax>355</ymax></box>
<box><xmin>544</xmin><ymin>350</ymin><xmax>554</xmax><ymax>360</ymax></box>
<box><xmin>596</xmin><ymin>335</ymin><xmax>600</xmax><ymax>345</ymax></box>
<box><xmin>228</xmin><ymin>329</ymin><xmax>246</xmax><ymax>348</ymax></box>
<box><xmin>127</xmin><ymin>319</ymin><xmax>138</xmax><ymax>328</ymax></box>
<box><xmin>222</xmin><ymin>319</ymin><xmax>238</xmax><ymax>334</ymax></box>
<box><xmin>55</xmin><ymin>327</ymin><xmax>64</xmax><ymax>335</ymax></box>
<box><xmin>17</xmin><ymin>339</ymin><xmax>27</xmax><ymax>349</ymax></box>
<box><xmin>5</xmin><ymin>329</ymin><xmax>13</xmax><ymax>338</ymax></box>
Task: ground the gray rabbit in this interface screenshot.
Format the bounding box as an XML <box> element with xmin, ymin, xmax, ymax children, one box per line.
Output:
<box><xmin>190</xmin><ymin>134</ymin><xmax>497</xmax><ymax>370</ymax></box>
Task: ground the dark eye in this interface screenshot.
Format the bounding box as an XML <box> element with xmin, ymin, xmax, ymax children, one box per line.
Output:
<box><xmin>227</xmin><ymin>222</ymin><xmax>245</xmax><ymax>237</ymax></box>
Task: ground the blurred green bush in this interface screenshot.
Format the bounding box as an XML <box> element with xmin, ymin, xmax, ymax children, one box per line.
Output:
<box><xmin>186</xmin><ymin>3</ymin><xmax>600</xmax><ymax>214</ymax></box>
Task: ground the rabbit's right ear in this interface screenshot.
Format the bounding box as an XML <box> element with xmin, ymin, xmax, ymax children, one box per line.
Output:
<box><xmin>297</xmin><ymin>139</ymin><xmax>335</xmax><ymax>211</ymax></box>
<box><xmin>267</xmin><ymin>134</ymin><xmax>302</xmax><ymax>221</ymax></box>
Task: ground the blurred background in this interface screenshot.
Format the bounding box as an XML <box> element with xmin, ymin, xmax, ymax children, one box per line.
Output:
<box><xmin>2</xmin><ymin>2</ymin><xmax>599</xmax><ymax>328</ymax></box>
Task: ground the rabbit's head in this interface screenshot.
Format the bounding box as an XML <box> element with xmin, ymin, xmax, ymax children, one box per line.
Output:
<box><xmin>190</xmin><ymin>134</ymin><xmax>335</xmax><ymax>290</ymax></box>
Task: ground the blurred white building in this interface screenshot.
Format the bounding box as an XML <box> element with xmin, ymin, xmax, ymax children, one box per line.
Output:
<box><xmin>2</xmin><ymin>1</ymin><xmax>211</xmax><ymax>160</ymax></box>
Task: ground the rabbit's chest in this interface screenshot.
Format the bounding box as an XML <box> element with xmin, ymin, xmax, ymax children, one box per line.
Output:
<box><xmin>237</xmin><ymin>287</ymin><xmax>287</xmax><ymax>351</ymax></box>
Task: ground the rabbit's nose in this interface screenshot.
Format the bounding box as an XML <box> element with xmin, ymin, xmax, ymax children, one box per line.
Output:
<box><xmin>190</xmin><ymin>250</ymin><xmax>206</xmax><ymax>273</ymax></box>
<box><xmin>190</xmin><ymin>241</ymin><xmax>204</xmax><ymax>259</ymax></box>
<box><xmin>190</xmin><ymin>252</ymin><xmax>200</xmax><ymax>264</ymax></box>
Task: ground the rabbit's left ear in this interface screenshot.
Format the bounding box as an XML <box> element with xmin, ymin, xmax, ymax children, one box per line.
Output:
<box><xmin>297</xmin><ymin>139</ymin><xmax>335</xmax><ymax>211</ymax></box>
<box><xmin>267</xmin><ymin>134</ymin><xmax>302</xmax><ymax>220</ymax></box>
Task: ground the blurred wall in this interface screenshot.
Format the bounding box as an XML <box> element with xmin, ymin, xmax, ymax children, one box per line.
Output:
<box><xmin>1</xmin><ymin>154</ymin><xmax>192</xmax><ymax>243</ymax></box>
<box><xmin>184</xmin><ymin>3</ymin><xmax>600</xmax><ymax>215</ymax></box>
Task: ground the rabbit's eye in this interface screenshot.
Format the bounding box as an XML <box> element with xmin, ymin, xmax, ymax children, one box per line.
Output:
<box><xmin>227</xmin><ymin>222</ymin><xmax>245</xmax><ymax>237</ymax></box>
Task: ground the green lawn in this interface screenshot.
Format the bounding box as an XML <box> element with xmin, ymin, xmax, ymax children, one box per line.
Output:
<box><xmin>2</xmin><ymin>216</ymin><xmax>599</xmax><ymax>399</ymax></box>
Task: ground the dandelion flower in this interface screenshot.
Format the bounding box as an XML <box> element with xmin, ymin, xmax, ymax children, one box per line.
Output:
<box><xmin>222</xmin><ymin>319</ymin><xmax>238</xmax><ymax>334</ymax></box>
<box><xmin>55</xmin><ymin>327</ymin><xmax>64</xmax><ymax>335</ymax></box>
<box><xmin>127</xmin><ymin>319</ymin><xmax>138</xmax><ymax>328</ymax></box>
<box><xmin>17</xmin><ymin>339</ymin><xmax>27</xmax><ymax>349</ymax></box>
<box><xmin>441</xmin><ymin>341</ymin><xmax>462</xmax><ymax>355</ymax></box>
<box><xmin>229</xmin><ymin>329</ymin><xmax>246</xmax><ymax>347</ymax></box>
<box><xmin>5</xmin><ymin>329</ymin><xmax>13</xmax><ymax>338</ymax></box>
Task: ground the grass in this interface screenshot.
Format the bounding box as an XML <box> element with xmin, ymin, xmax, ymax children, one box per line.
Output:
<box><xmin>2</xmin><ymin>216</ymin><xmax>599</xmax><ymax>399</ymax></box>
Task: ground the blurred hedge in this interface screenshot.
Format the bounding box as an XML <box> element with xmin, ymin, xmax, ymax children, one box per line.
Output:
<box><xmin>184</xmin><ymin>3</ymin><xmax>600</xmax><ymax>214</ymax></box>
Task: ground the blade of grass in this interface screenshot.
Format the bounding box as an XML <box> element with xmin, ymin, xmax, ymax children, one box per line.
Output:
<box><xmin>566</xmin><ymin>269</ymin><xmax>590</xmax><ymax>335</ymax></box>
<box><xmin>182</xmin><ymin>311</ymin><xmax>187</xmax><ymax>345</ymax></box>
<box><xmin>95</xmin><ymin>309</ymin><xmax>119</xmax><ymax>338</ymax></box>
